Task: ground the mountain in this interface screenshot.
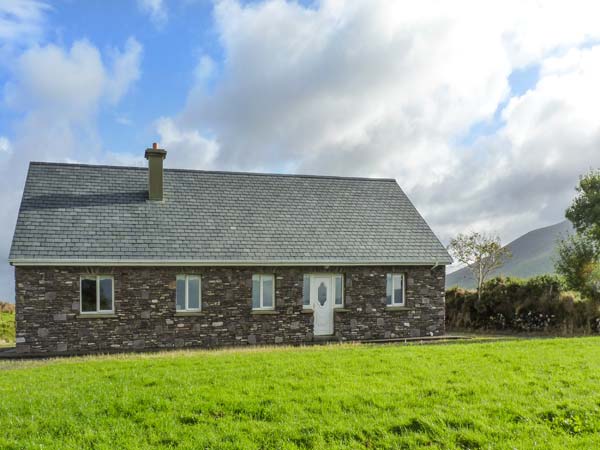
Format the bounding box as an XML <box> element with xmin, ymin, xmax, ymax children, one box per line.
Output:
<box><xmin>446</xmin><ymin>220</ymin><xmax>574</xmax><ymax>289</ymax></box>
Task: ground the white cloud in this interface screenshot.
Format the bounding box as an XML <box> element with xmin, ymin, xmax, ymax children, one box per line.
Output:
<box><xmin>0</xmin><ymin>0</ymin><xmax>49</xmax><ymax>71</ymax></box>
<box><xmin>499</xmin><ymin>0</ymin><xmax>600</xmax><ymax>68</ymax></box>
<box><xmin>3</xmin><ymin>37</ymin><xmax>143</xmax><ymax>164</ymax></box>
<box><xmin>420</xmin><ymin>45</ymin><xmax>600</xmax><ymax>243</ymax></box>
<box><xmin>0</xmin><ymin>0</ymin><xmax>48</xmax><ymax>45</ymax></box>
<box><xmin>115</xmin><ymin>115</ymin><xmax>133</xmax><ymax>126</ymax></box>
<box><xmin>6</xmin><ymin>40</ymin><xmax>106</xmax><ymax>121</ymax></box>
<box><xmin>161</xmin><ymin>0</ymin><xmax>600</xmax><ymax>246</ymax></box>
<box><xmin>106</xmin><ymin>38</ymin><xmax>143</xmax><ymax>104</ymax></box>
<box><xmin>0</xmin><ymin>136</ymin><xmax>11</xmax><ymax>154</ymax></box>
<box><xmin>6</xmin><ymin>37</ymin><xmax>143</xmax><ymax>118</ymax></box>
<box><xmin>103</xmin><ymin>151</ymin><xmax>145</xmax><ymax>167</ymax></box>
<box><xmin>137</xmin><ymin>0</ymin><xmax>168</xmax><ymax>28</ymax></box>
<box><xmin>0</xmin><ymin>36</ymin><xmax>143</xmax><ymax>302</ymax></box>
<box><xmin>156</xmin><ymin>117</ymin><xmax>219</xmax><ymax>169</ymax></box>
<box><xmin>178</xmin><ymin>0</ymin><xmax>511</xmax><ymax>181</ymax></box>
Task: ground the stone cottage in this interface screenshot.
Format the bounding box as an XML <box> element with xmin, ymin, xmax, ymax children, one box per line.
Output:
<box><xmin>9</xmin><ymin>144</ymin><xmax>452</xmax><ymax>355</ymax></box>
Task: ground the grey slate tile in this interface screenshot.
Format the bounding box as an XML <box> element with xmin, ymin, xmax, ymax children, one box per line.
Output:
<box><xmin>9</xmin><ymin>162</ymin><xmax>452</xmax><ymax>264</ymax></box>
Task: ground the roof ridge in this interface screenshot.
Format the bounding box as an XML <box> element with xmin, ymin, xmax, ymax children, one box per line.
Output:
<box><xmin>29</xmin><ymin>161</ymin><xmax>397</xmax><ymax>182</ymax></box>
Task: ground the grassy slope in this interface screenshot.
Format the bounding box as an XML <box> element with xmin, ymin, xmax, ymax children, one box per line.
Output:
<box><xmin>1</xmin><ymin>339</ymin><xmax>600</xmax><ymax>449</ymax></box>
<box><xmin>0</xmin><ymin>312</ymin><xmax>15</xmax><ymax>345</ymax></box>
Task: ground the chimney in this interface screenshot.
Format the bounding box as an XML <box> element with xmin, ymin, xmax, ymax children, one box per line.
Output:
<box><xmin>145</xmin><ymin>142</ymin><xmax>167</xmax><ymax>201</ymax></box>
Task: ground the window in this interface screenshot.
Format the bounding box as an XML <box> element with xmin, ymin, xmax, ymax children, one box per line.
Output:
<box><xmin>80</xmin><ymin>276</ymin><xmax>114</xmax><ymax>314</ymax></box>
<box><xmin>252</xmin><ymin>274</ymin><xmax>274</xmax><ymax>310</ymax></box>
<box><xmin>334</xmin><ymin>275</ymin><xmax>344</xmax><ymax>306</ymax></box>
<box><xmin>176</xmin><ymin>275</ymin><xmax>201</xmax><ymax>311</ymax></box>
<box><xmin>303</xmin><ymin>274</ymin><xmax>311</xmax><ymax>308</ymax></box>
<box><xmin>303</xmin><ymin>274</ymin><xmax>344</xmax><ymax>309</ymax></box>
<box><xmin>386</xmin><ymin>273</ymin><xmax>405</xmax><ymax>306</ymax></box>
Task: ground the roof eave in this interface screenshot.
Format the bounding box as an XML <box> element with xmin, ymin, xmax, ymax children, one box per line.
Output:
<box><xmin>9</xmin><ymin>258</ymin><xmax>453</xmax><ymax>267</ymax></box>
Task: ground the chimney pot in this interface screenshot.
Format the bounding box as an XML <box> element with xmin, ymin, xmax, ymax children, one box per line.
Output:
<box><xmin>145</xmin><ymin>144</ymin><xmax>167</xmax><ymax>201</ymax></box>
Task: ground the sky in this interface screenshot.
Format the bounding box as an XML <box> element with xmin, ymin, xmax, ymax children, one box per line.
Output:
<box><xmin>2</xmin><ymin>0</ymin><xmax>600</xmax><ymax>302</ymax></box>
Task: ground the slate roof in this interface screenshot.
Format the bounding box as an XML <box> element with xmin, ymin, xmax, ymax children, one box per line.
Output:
<box><xmin>9</xmin><ymin>162</ymin><xmax>452</xmax><ymax>265</ymax></box>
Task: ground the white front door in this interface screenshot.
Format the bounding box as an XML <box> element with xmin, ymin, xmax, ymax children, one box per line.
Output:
<box><xmin>311</xmin><ymin>276</ymin><xmax>334</xmax><ymax>336</ymax></box>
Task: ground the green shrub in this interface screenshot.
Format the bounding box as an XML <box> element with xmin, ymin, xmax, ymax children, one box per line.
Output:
<box><xmin>446</xmin><ymin>276</ymin><xmax>600</xmax><ymax>334</ymax></box>
<box><xmin>0</xmin><ymin>302</ymin><xmax>15</xmax><ymax>344</ymax></box>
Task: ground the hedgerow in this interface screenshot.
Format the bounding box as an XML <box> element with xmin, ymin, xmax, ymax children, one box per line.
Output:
<box><xmin>446</xmin><ymin>276</ymin><xmax>600</xmax><ymax>334</ymax></box>
<box><xmin>0</xmin><ymin>301</ymin><xmax>15</xmax><ymax>344</ymax></box>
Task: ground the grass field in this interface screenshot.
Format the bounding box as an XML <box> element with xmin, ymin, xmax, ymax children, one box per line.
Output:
<box><xmin>1</xmin><ymin>338</ymin><xmax>599</xmax><ymax>449</ymax></box>
<box><xmin>0</xmin><ymin>311</ymin><xmax>15</xmax><ymax>346</ymax></box>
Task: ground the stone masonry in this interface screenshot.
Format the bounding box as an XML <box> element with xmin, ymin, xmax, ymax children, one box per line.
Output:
<box><xmin>14</xmin><ymin>265</ymin><xmax>445</xmax><ymax>355</ymax></box>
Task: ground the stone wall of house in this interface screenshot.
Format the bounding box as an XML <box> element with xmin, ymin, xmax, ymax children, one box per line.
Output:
<box><xmin>14</xmin><ymin>265</ymin><xmax>446</xmax><ymax>355</ymax></box>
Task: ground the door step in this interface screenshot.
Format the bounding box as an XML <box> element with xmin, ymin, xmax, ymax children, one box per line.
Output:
<box><xmin>312</xmin><ymin>335</ymin><xmax>341</xmax><ymax>343</ymax></box>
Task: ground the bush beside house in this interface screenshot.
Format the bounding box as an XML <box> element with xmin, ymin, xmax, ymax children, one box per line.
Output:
<box><xmin>0</xmin><ymin>301</ymin><xmax>15</xmax><ymax>345</ymax></box>
<box><xmin>446</xmin><ymin>276</ymin><xmax>600</xmax><ymax>334</ymax></box>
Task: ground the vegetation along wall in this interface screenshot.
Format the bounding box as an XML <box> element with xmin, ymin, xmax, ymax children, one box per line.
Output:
<box><xmin>0</xmin><ymin>301</ymin><xmax>15</xmax><ymax>345</ymax></box>
<box><xmin>446</xmin><ymin>275</ymin><xmax>600</xmax><ymax>334</ymax></box>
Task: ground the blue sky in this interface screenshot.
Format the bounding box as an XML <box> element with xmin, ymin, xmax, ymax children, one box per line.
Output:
<box><xmin>456</xmin><ymin>64</ymin><xmax>540</xmax><ymax>147</ymax></box>
<box><xmin>2</xmin><ymin>0</ymin><xmax>600</xmax><ymax>301</ymax></box>
<box><xmin>0</xmin><ymin>0</ymin><xmax>543</xmax><ymax>164</ymax></box>
<box><xmin>0</xmin><ymin>0</ymin><xmax>321</xmax><ymax>157</ymax></box>
<box><xmin>1</xmin><ymin>0</ymin><xmax>541</xmax><ymax>156</ymax></box>
<box><xmin>0</xmin><ymin>0</ymin><xmax>219</xmax><ymax>154</ymax></box>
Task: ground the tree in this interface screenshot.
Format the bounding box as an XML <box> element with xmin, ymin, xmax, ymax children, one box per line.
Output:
<box><xmin>557</xmin><ymin>169</ymin><xmax>600</xmax><ymax>298</ymax></box>
<box><xmin>555</xmin><ymin>232</ymin><xmax>600</xmax><ymax>297</ymax></box>
<box><xmin>566</xmin><ymin>169</ymin><xmax>600</xmax><ymax>242</ymax></box>
<box><xmin>448</xmin><ymin>232</ymin><xmax>511</xmax><ymax>301</ymax></box>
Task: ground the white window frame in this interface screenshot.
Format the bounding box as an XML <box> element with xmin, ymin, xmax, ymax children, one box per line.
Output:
<box><xmin>303</xmin><ymin>274</ymin><xmax>344</xmax><ymax>309</ymax></box>
<box><xmin>333</xmin><ymin>274</ymin><xmax>344</xmax><ymax>308</ymax></box>
<box><xmin>302</xmin><ymin>274</ymin><xmax>311</xmax><ymax>309</ymax></box>
<box><xmin>387</xmin><ymin>273</ymin><xmax>405</xmax><ymax>307</ymax></box>
<box><xmin>252</xmin><ymin>274</ymin><xmax>275</xmax><ymax>310</ymax></box>
<box><xmin>80</xmin><ymin>275</ymin><xmax>114</xmax><ymax>314</ymax></box>
<box><xmin>176</xmin><ymin>275</ymin><xmax>202</xmax><ymax>312</ymax></box>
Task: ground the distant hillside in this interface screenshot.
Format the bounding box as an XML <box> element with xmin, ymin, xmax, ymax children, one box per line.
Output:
<box><xmin>446</xmin><ymin>221</ymin><xmax>573</xmax><ymax>289</ymax></box>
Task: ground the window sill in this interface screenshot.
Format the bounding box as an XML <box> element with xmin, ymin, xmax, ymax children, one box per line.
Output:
<box><xmin>77</xmin><ymin>313</ymin><xmax>116</xmax><ymax>319</ymax></box>
<box><xmin>301</xmin><ymin>309</ymin><xmax>313</xmax><ymax>314</ymax></box>
<box><xmin>175</xmin><ymin>311</ymin><xmax>204</xmax><ymax>316</ymax></box>
<box><xmin>386</xmin><ymin>306</ymin><xmax>413</xmax><ymax>311</ymax></box>
<box><xmin>251</xmin><ymin>310</ymin><xmax>278</xmax><ymax>315</ymax></box>
<box><xmin>334</xmin><ymin>308</ymin><xmax>351</xmax><ymax>312</ymax></box>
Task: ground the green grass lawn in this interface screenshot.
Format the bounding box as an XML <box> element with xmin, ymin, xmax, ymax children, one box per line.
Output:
<box><xmin>1</xmin><ymin>338</ymin><xmax>600</xmax><ymax>449</ymax></box>
<box><xmin>0</xmin><ymin>311</ymin><xmax>15</xmax><ymax>346</ymax></box>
